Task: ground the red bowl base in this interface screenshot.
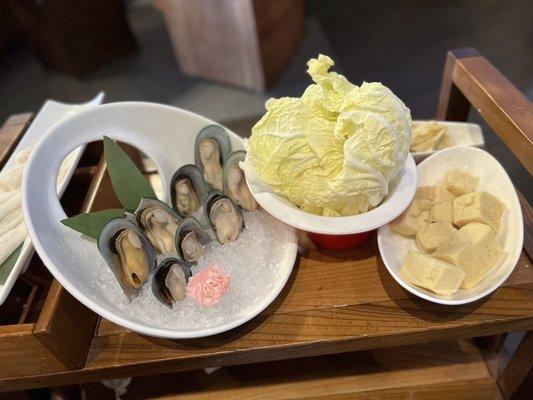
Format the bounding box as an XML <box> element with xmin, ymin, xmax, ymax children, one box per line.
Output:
<box><xmin>309</xmin><ymin>231</ymin><xmax>373</xmax><ymax>250</ymax></box>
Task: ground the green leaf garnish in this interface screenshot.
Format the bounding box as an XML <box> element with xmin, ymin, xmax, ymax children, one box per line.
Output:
<box><xmin>0</xmin><ymin>244</ymin><xmax>23</xmax><ymax>285</ymax></box>
<box><xmin>103</xmin><ymin>136</ymin><xmax>156</xmax><ymax>211</ymax></box>
<box><xmin>61</xmin><ymin>209</ymin><xmax>126</xmax><ymax>239</ymax></box>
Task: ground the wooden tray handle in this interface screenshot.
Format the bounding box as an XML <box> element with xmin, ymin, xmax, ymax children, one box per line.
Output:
<box><xmin>436</xmin><ymin>48</ymin><xmax>533</xmax><ymax>175</ymax></box>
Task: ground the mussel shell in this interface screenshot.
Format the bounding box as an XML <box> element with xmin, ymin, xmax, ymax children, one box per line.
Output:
<box><xmin>170</xmin><ymin>164</ymin><xmax>210</xmax><ymax>218</ymax></box>
<box><xmin>175</xmin><ymin>217</ymin><xmax>213</xmax><ymax>264</ymax></box>
<box><xmin>223</xmin><ymin>150</ymin><xmax>245</xmax><ymax>176</ymax></box>
<box><xmin>152</xmin><ymin>257</ymin><xmax>192</xmax><ymax>309</ymax></box>
<box><xmin>134</xmin><ymin>198</ymin><xmax>182</xmax><ymax>223</ymax></box>
<box><xmin>194</xmin><ymin>125</ymin><xmax>232</xmax><ymax>185</ymax></box>
<box><xmin>134</xmin><ymin>197</ymin><xmax>182</xmax><ymax>254</ymax></box>
<box><xmin>123</xmin><ymin>212</ymin><xmax>138</xmax><ymax>225</ymax></box>
<box><xmin>97</xmin><ymin>217</ymin><xmax>156</xmax><ymax>301</ymax></box>
<box><xmin>222</xmin><ymin>150</ymin><xmax>258</xmax><ymax>211</ymax></box>
<box><xmin>203</xmin><ymin>192</ymin><xmax>244</xmax><ymax>244</ymax></box>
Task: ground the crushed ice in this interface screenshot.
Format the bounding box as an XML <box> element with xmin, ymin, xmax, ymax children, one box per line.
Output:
<box><xmin>93</xmin><ymin>211</ymin><xmax>294</xmax><ymax>329</ymax></box>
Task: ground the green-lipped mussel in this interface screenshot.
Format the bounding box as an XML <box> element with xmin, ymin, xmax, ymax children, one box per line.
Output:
<box><xmin>152</xmin><ymin>257</ymin><xmax>192</xmax><ymax>308</ymax></box>
<box><xmin>170</xmin><ymin>164</ymin><xmax>210</xmax><ymax>218</ymax></box>
<box><xmin>175</xmin><ymin>217</ymin><xmax>212</xmax><ymax>264</ymax></box>
<box><xmin>134</xmin><ymin>198</ymin><xmax>182</xmax><ymax>255</ymax></box>
<box><xmin>194</xmin><ymin>125</ymin><xmax>232</xmax><ymax>191</ymax></box>
<box><xmin>204</xmin><ymin>192</ymin><xmax>244</xmax><ymax>244</ymax></box>
<box><xmin>98</xmin><ymin>217</ymin><xmax>156</xmax><ymax>301</ymax></box>
<box><xmin>223</xmin><ymin>150</ymin><xmax>258</xmax><ymax>211</ymax></box>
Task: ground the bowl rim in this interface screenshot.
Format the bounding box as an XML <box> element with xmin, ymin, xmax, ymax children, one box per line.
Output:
<box><xmin>245</xmin><ymin>153</ymin><xmax>418</xmax><ymax>234</ymax></box>
<box><xmin>22</xmin><ymin>101</ymin><xmax>299</xmax><ymax>338</ymax></box>
<box><xmin>377</xmin><ymin>146</ymin><xmax>524</xmax><ymax>305</ymax></box>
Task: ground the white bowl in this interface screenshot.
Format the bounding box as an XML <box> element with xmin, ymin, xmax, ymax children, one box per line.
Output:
<box><xmin>22</xmin><ymin>102</ymin><xmax>298</xmax><ymax>338</ymax></box>
<box><xmin>377</xmin><ymin>147</ymin><xmax>524</xmax><ymax>305</ymax></box>
<box><xmin>245</xmin><ymin>154</ymin><xmax>418</xmax><ymax>235</ymax></box>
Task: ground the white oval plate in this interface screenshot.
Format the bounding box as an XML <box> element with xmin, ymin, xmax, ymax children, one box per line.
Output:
<box><xmin>377</xmin><ymin>147</ymin><xmax>524</xmax><ymax>305</ymax></box>
<box><xmin>0</xmin><ymin>92</ymin><xmax>104</xmax><ymax>306</ymax></box>
<box><xmin>411</xmin><ymin>120</ymin><xmax>484</xmax><ymax>163</ymax></box>
<box><xmin>22</xmin><ymin>102</ymin><xmax>298</xmax><ymax>338</ymax></box>
<box><xmin>245</xmin><ymin>154</ymin><xmax>418</xmax><ymax>235</ymax></box>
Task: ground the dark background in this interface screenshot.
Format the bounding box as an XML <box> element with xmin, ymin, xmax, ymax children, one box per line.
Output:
<box><xmin>1</xmin><ymin>0</ymin><xmax>531</xmax><ymax>197</ymax></box>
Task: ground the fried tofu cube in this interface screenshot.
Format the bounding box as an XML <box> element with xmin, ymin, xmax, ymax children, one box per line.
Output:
<box><xmin>444</xmin><ymin>169</ymin><xmax>479</xmax><ymax>196</ymax></box>
<box><xmin>415</xmin><ymin>185</ymin><xmax>455</xmax><ymax>222</ymax></box>
<box><xmin>414</xmin><ymin>186</ymin><xmax>436</xmax><ymax>201</ymax></box>
<box><xmin>453</xmin><ymin>191</ymin><xmax>505</xmax><ymax>233</ymax></box>
<box><xmin>431</xmin><ymin>185</ymin><xmax>455</xmax><ymax>223</ymax></box>
<box><xmin>390</xmin><ymin>199</ymin><xmax>432</xmax><ymax>236</ymax></box>
<box><xmin>400</xmin><ymin>250</ymin><xmax>465</xmax><ymax>296</ymax></box>
<box><xmin>413</xmin><ymin>185</ymin><xmax>454</xmax><ymax>223</ymax></box>
<box><xmin>433</xmin><ymin>222</ymin><xmax>504</xmax><ymax>289</ymax></box>
<box><xmin>415</xmin><ymin>221</ymin><xmax>457</xmax><ymax>253</ymax></box>
<box><xmin>415</xmin><ymin>209</ymin><xmax>432</xmax><ymax>229</ymax></box>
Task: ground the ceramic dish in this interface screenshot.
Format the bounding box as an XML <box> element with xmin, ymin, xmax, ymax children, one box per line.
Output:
<box><xmin>245</xmin><ymin>154</ymin><xmax>417</xmax><ymax>235</ymax></box>
<box><xmin>377</xmin><ymin>147</ymin><xmax>524</xmax><ymax>305</ymax></box>
<box><xmin>411</xmin><ymin>120</ymin><xmax>484</xmax><ymax>162</ymax></box>
<box><xmin>0</xmin><ymin>93</ymin><xmax>104</xmax><ymax>305</ymax></box>
<box><xmin>22</xmin><ymin>102</ymin><xmax>298</xmax><ymax>338</ymax></box>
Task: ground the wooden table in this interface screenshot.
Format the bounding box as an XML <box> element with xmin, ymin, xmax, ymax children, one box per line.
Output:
<box><xmin>0</xmin><ymin>48</ymin><xmax>531</xmax><ymax>399</ymax></box>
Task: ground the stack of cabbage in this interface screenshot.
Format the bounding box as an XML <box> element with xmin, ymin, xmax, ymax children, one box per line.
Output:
<box><xmin>242</xmin><ymin>55</ymin><xmax>412</xmax><ymax>217</ymax></box>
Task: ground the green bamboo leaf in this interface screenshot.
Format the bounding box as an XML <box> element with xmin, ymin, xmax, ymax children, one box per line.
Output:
<box><xmin>61</xmin><ymin>209</ymin><xmax>126</xmax><ymax>239</ymax></box>
<box><xmin>103</xmin><ymin>136</ymin><xmax>156</xmax><ymax>211</ymax></box>
<box><xmin>0</xmin><ymin>244</ymin><xmax>23</xmax><ymax>285</ymax></box>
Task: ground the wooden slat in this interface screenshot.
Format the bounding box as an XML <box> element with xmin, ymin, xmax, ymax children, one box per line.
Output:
<box><xmin>0</xmin><ymin>324</ymin><xmax>67</xmax><ymax>380</ymax></box>
<box><xmin>0</xmin><ymin>283</ymin><xmax>531</xmax><ymax>391</ymax></box>
<box><xmin>1</xmin><ymin>114</ymin><xmax>34</xmax><ymax>128</ymax></box>
<box><xmin>305</xmin><ymin>380</ymin><xmax>501</xmax><ymax>400</ymax></box>
<box><xmin>33</xmin><ymin>281</ymin><xmax>98</xmax><ymax>369</ymax></box>
<box><xmin>436</xmin><ymin>49</ymin><xmax>471</xmax><ymax>122</ymax></box>
<box><xmin>88</xmin><ymin>286</ymin><xmax>533</xmax><ymax>367</ymax></box>
<box><xmin>437</xmin><ymin>48</ymin><xmax>533</xmax><ymax>174</ymax></box>
<box><xmin>498</xmin><ymin>331</ymin><xmax>533</xmax><ymax>399</ymax></box>
<box><xmin>262</xmin><ymin>240</ymin><xmax>408</xmax><ymax>315</ymax></box>
<box><xmin>80</xmin><ymin>340</ymin><xmax>494</xmax><ymax>400</ymax></box>
<box><xmin>0</xmin><ymin>113</ymin><xmax>33</xmax><ymax>169</ymax></box>
<box><xmin>0</xmin><ymin>391</ymin><xmax>33</xmax><ymax>400</ymax></box>
<box><xmin>518</xmin><ymin>191</ymin><xmax>533</xmax><ymax>260</ymax></box>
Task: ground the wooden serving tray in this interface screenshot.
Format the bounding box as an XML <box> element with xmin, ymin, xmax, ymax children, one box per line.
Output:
<box><xmin>0</xmin><ymin>48</ymin><xmax>531</xmax><ymax>399</ymax></box>
<box><xmin>2</xmin><ymin>122</ymin><xmax>531</xmax><ymax>393</ymax></box>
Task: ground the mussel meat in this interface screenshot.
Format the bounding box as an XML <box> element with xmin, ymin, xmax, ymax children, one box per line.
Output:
<box><xmin>134</xmin><ymin>198</ymin><xmax>182</xmax><ymax>255</ymax></box>
<box><xmin>98</xmin><ymin>217</ymin><xmax>156</xmax><ymax>300</ymax></box>
<box><xmin>175</xmin><ymin>178</ymin><xmax>199</xmax><ymax>215</ymax></box>
<box><xmin>194</xmin><ymin>125</ymin><xmax>232</xmax><ymax>191</ymax></box>
<box><xmin>176</xmin><ymin>217</ymin><xmax>212</xmax><ymax>264</ymax></box>
<box><xmin>152</xmin><ymin>257</ymin><xmax>192</xmax><ymax>308</ymax></box>
<box><xmin>170</xmin><ymin>164</ymin><xmax>210</xmax><ymax>218</ymax></box>
<box><xmin>223</xmin><ymin>151</ymin><xmax>258</xmax><ymax>211</ymax></box>
<box><xmin>204</xmin><ymin>193</ymin><xmax>243</xmax><ymax>244</ymax></box>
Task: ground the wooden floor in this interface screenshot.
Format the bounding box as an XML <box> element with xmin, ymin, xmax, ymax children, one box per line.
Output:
<box><xmin>80</xmin><ymin>340</ymin><xmax>502</xmax><ymax>400</ymax></box>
